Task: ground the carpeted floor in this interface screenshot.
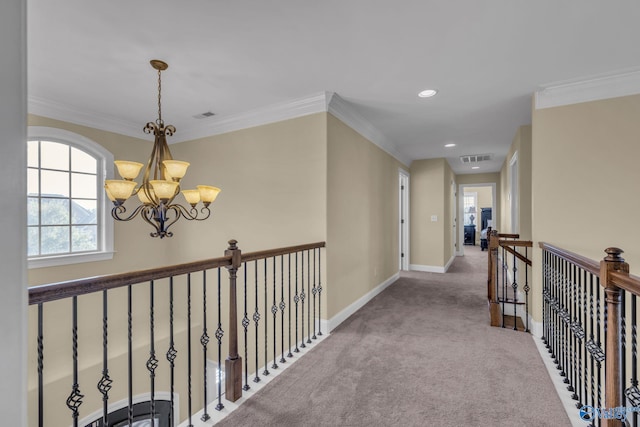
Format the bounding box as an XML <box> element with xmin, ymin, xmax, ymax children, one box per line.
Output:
<box><xmin>216</xmin><ymin>246</ymin><xmax>570</xmax><ymax>426</ymax></box>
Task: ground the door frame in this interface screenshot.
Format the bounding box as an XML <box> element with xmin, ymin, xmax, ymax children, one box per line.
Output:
<box><xmin>399</xmin><ymin>169</ymin><xmax>410</xmax><ymax>270</ymax></box>
<box><xmin>457</xmin><ymin>182</ymin><xmax>496</xmax><ymax>256</ymax></box>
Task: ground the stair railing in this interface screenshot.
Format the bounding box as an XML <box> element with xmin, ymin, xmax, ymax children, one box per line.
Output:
<box><xmin>541</xmin><ymin>243</ymin><xmax>640</xmax><ymax>427</ymax></box>
<box><xmin>28</xmin><ymin>239</ymin><xmax>325</xmax><ymax>427</ymax></box>
<box><xmin>487</xmin><ymin>229</ymin><xmax>532</xmax><ymax>330</ymax></box>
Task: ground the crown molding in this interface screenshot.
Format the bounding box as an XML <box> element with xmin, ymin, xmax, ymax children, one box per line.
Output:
<box><xmin>327</xmin><ymin>93</ymin><xmax>410</xmax><ymax>167</ymax></box>
<box><xmin>535</xmin><ymin>68</ymin><xmax>640</xmax><ymax>110</ymax></box>
<box><xmin>174</xmin><ymin>92</ymin><xmax>329</xmax><ymax>142</ymax></box>
<box><xmin>28</xmin><ymin>91</ymin><xmax>411</xmax><ymax>166</ymax></box>
<box><xmin>28</xmin><ymin>95</ymin><xmax>142</xmax><ymax>138</ymax></box>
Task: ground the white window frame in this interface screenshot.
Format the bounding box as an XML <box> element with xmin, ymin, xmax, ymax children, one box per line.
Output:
<box><xmin>27</xmin><ymin>127</ymin><xmax>114</xmax><ymax>269</ymax></box>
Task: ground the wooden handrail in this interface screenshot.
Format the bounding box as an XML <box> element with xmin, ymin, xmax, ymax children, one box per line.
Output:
<box><xmin>497</xmin><ymin>233</ymin><xmax>520</xmax><ymax>239</ymax></box>
<box><xmin>609</xmin><ymin>270</ymin><xmax>640</xmax><ymax>297</ymax></box>
<box><xmin>28</xmin><ymin>241</ymin><xmax>327</xmax><ymax>306</ymax></box>
<box><xmin>538</xmin><ymin>242</ymin><xmax>600</xmax><ymax>276</ymax></box>
<box><xmin>241</xmin><ymin>241</ymin><xmax>326</xmax><ymax>263</ymax></box>
<box><xmin>501</xmin><ymin>245</ymin><xmax>532</xmax><ymax>266</ymax></box>
<box><xmin>29</xmin><ymin>256</ymin><xmax>233</xmax><ymax>305</ymax></box>
<box><xmin>498</xmin><ymin>240</ymin><xmax>533</xmax><ymax>248</ymax></box>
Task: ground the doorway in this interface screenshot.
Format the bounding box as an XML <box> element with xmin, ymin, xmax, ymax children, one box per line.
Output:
<box><xmin>458</xmin><ymin>183</ymin><xmax>496</xmax><ymax>256</ymax></box>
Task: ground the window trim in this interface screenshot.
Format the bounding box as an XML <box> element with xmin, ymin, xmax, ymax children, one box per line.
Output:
<box><xmin>27</xmin><ymin>127</ymin><xmax>114</xmax><ymax>269</ymax></box>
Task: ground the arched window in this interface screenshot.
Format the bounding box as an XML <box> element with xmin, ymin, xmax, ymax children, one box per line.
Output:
<box><xmin>27</xmin><ymin>127</ymin><xmax>114</xmax><ymax>268</ymax></box>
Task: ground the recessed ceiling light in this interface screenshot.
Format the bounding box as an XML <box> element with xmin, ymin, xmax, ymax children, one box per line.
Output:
<box><xmin>444</xmin><ymin>143</ymin><xmax>456</xmax><ymax>148</ymax></box>
<box><xmin>418</xmin><ymin>89</ymin><xmax>438</xmax><ymax>98</ymax></box>
<box><xmin>471</xmin><ymin>166</ymin><xmax>480</xmax><ymax>170</ymax></box>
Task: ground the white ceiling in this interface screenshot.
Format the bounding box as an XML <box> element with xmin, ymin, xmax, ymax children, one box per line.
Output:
<box><xmin>27</xmin><ymin>1</ymin><xmax>640</xmax><ymax>174</ymax></box>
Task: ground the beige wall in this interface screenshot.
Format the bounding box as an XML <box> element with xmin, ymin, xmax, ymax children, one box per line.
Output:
<box><xmin>443</xmin><ymin>164</ymin><xmax>455</xmax><ymax>262</ymax></box>
<box><xmin>410</xmin><ymin>158</ymin><xmax>448</xmax><ymax>267</ymax></box>
<box><xmin>169</xmin><ymin>113</ymin><xmax>327</xmax><ymax>259</ymax></box>
<box><xmin>326</xmin><ymin>114</ymin><xmax>405</xmax><ymax>318</ymax></box>
<box><xmin>532</xmin><ymin>95</ymin><xmax>640</xmax><ymax>322</ymax></box>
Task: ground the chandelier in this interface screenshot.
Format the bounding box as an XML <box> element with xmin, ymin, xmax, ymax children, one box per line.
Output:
<box><xmin>104</xmin><ymin>60</ymin><xmax>220</xmax><ymax>238</ymax></box>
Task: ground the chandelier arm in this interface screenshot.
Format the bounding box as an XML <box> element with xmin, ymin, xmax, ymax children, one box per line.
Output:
<box><xmin>140</xmin><ymin>206</ymin><xmax>165</xmax><ymax>238</ymax></box>
<box><xmin>161</xmin><ymin>205</ymin><xmax>182</xmax><ymax>236</ymax></box>
<box><xmin>172</xmin><ymin>204</ymin><xmax>211</xmax><ymax>221</ymax></box>
<box><xmin>111</xmin><ymin>204</ymin><xmax>147</xmax><ymax>222</ymax></box>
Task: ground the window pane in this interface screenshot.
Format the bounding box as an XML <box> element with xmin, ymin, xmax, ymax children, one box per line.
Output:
<box><xmin>41</xmin><ymin>170</ymin><xmax>70</xmax><ymax>197</ymax></box>
<box><xmin>28</xmin><ymin>168</ymin><xmax>39</xmax><ymax>196</ymax></box>
<box><xmin>41</xmin><ymin>198</ymin><xmax>69</xmax><ymax>225</ymax></box>
<box><xmin>28</xmin><ymin>140</ymin><xmax>39</xmax><ymax>168</ymax></box>
<box><xmin>72</xmin><ymin>200</ymin><xmax>97</xmax><ymax>224</ymax></box>
<box><xmin>72</xmin><ymin>225</ymin><xmax>97</xmax><ymax>252</ymax></box>
<box><xmin>41</xmin><ymin>226</ymin><xmax>70</xmax><ymax>255</ymax></box>
<box><xmin>40</xmin><ymin>141</ymin><xmax>69</xmax><ymax>170</ymax></box>
<box><xmin>71</xmin><ymin>147</ymin><xmax>97</xmax><ymax>174</ymax></box>
<box><xmin>28</xmin><ymin>227</ymin><xmax>39</xmax><ymax>256</ymax></box>
<box><xmin>28</xmin><ymin>197</ymin><xmax>39</xmax><ymax>225</ymax></box>
<box><xmin>71</xmin><ymin>172</ymin><xmax>97</xmax><ymax>199</ymax></box>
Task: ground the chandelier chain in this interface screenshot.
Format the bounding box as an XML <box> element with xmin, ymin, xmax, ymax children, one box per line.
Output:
<box><xmin>157</xmin><ymin>68</ymin><xmax>163</xmax><ymax>126</ymax></box>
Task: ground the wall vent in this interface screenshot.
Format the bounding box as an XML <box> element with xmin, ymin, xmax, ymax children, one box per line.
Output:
<box><xmin>460</xmin><ymin>154</ymin><xmax>493</xmax><ymax>163</ymax></box>
<box><xmin>193</xmin><ymin>111</ymin><xmax>216</xmax><ymax>119</ymax></box>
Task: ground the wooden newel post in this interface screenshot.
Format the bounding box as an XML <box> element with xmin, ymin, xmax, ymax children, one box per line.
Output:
<box><xmin>488</xmin><ymin>230</ymin><xmax>500</xmax><ymax>326</ymax></box>
<box><xmin>601</xmin><ymin>247</ymin><xmax>628</xmax><ymax>427</ymax></box>
<box><xmin>225</xmin><ymin>239</ymin><xmax>243</xmax><ymax>402</ymax></box>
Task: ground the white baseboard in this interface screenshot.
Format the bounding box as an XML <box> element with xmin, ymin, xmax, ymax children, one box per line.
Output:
<box><xmin>530</xmin><ymin>317</ymin><xmax>543</xmax><ymax>338</ymax></box>
<box><xmin>410</xmin><ymin>255</ymin><xmax>455</xmax><ymax>274</ymax></box>
<box><xmin>326</xmin><ymin>272</ymin><xmax>400</xmax><ymax>332</ymax></box>
<box><xmin>532</xmin><ymin>335</ymin><xmax>586</xmax><ymax>427</ymax></box>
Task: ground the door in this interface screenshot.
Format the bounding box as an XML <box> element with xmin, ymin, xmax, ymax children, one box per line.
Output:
<box><xmin>399</xmin><ymin>170</ymin><xmax>409</xmax><ymax>270</ymax></box>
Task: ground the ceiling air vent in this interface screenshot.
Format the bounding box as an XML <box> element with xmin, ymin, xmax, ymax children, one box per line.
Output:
<box><xmin>193</xmin><ymin>111</ymin><xmax>215</xmax><ymax>119</ymax></box>
<box><xmin>460</xmin><ymin>154</ymin><xmax>493</xmax><ymax>164</ymax></box>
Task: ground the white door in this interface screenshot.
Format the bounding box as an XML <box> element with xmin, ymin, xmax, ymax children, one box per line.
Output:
<box><xmin>399</xmin><ymin>170</ymin><xmax>409</xmax><ymax>270</ymax></box>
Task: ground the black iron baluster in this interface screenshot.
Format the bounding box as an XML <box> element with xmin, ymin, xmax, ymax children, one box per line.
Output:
<box><xmin>318</xmin><ymin>248</ymin><xmax>323</xmax><ymax>336</ymax></box>
<box><xmin>511</xmin><ymin>246</ymin><xmax>517</xmax><ymax>330</ymax></box>
<box><xmin>201</xmin><ymin>271</ymin><xmax>211</xmax><ymax>420</ymax></box>
<box><xmin>128</xmin><ymin>285</ymin><xmax>133</xmax><ymax>426</ymax></box>
<box><xmin>187</xmin><ymin>274</ymin><xmax>193</xmax><ymax>427</ymax></box>
<box><xmin>580</xmin><ymin>269</ymin><xmax>588</xmax><ymax>410</ymax></box>
<box><xmin>596</xmin><ymin>280</ymin><xmax>602</xmax><ymax>417</ymax></box>
<box><xmin>66</xmin><ymin>296</ymin><xmax>83</xmax><ymax>427</ymax></box>
<box><xmin>542</xmin><ymin>250</ymin><xmax>548</xmax><ymax>348</ymax></box>
<box><xmin>279</xmin><ymin>255</ymin><xmax>286</xmax><ymax>363</ymax></box>
<box><xmin>215</xmin><ymin>268</ymin><xmax>225</xmax><ymax>411</ymax></box>
<box><xmin>263</xmin><ymin>259</ymin><xmax>270</xmax><ymax>376</ymax></box>
<box><xmin>301</xmin><ymin>250</ymin><xmax>306</xmax><ymax>348</ymax></box>
<box><xmin>271</xmin><ymin>256</ymin><xmax>278</xmax><ymax>369</ymax></box>
<box><xmin>166</xmin><ymin>277</ymin><xmax>177</xmax><ymax>427</ymax></box>
<box><xmin>147</xmin><ymin>280</ymin><xmax>158</xmax><ymax>424</ymax></box>
<box><xmin>287</xmin><ymin>253</ymin><xmax>294</xmax><ymax>357</ymax></box>
<box><xmin>589</xmin><ymin>272</ymin><xmax>595</xmax><ymax>411</ymax></box>
<box><xmin>253</xmin><ymin>260</ymin><xmax>261</xmax><ymax>383</ymax></box>
<box><xmin>312</xmin><ymin>248</ymin><xmax>317</xmax><ymax>340</ymax></box>
<box><xmin>567</xmin><ymin>263</ymin><xmax>576</xmax><ymax>396</ymax></box>
<box><xmin>294</xmin><ymin>252</ymin><xmax>300</xmax><ymax>353</ymax></box>
<box><xmin>98</xmin><ymin>290</ymin><xmax>112</xmax><ymax>426</ymax></box>
<box><xmin>501</xmin><ymin>246</ymin><xmax>506</xmax><ymax>328</ymax></box>
<box><xmin>621</xmin><ymin>289</ymin><xmax>627</xmax><ymax>411</ymax></box>
<box><xmin>561</xmin><ymin>259</ymin><xmax>568</xmax><ymax>383</ymax></box>
<box><xmin>37</xmin><ymin>304</ymin><xmax>44</xmax><ymax>427</ymax></box>
<box><xmin>307</xmin><ymin>250</ymin><xmax>312</xmax><ymax>344</ymax></box>
<box><xmin>630</xmin><ymin>294</ymin><xmax>638</xmax><ymax>426</ymax></box>
<box><xmin>242</xmin><ymin>263</ymin><xmax>251</xmax><ymax>391</ymax></box>
<box><xmin>524</xmin><ymin>246</ymin><xmax>529</xmax><ymax>333</ymax></box>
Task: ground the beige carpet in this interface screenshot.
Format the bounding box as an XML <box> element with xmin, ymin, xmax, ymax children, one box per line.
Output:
<box><xmin>217</xmin><ymin>246</ymin><xmax>570</xmax><ymax>426</ymax></box>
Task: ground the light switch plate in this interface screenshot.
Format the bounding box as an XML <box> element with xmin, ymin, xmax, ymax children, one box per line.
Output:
<box><xmin>431</xmin><ymin>215</ymin><xmax>437</xmax><ymax>222</ymax></box>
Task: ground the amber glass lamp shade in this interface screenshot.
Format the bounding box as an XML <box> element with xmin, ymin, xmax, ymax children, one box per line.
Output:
<box><xmin>149</xmin><ymin>180</ymin><xmax>179</xmax><ymax>202</ymax></box>
<box><xmin>181</xmin><ymin>189</ymin><xmax>201</xmax><ymax>207</ymax></box>
<box><xmin>105</xmin><ymin>180</ymin><xmax>137</xmax><ymax>202</ymax></box>
<box><xmin>114</xmin><ymin>161</ymin><xmax>144</xmax><ymax>180</ymax></box>
<box><xmin>163</xmin><ymin>160</ymin><xmax>190</xmax><ymax>181</ymax></box>
<box><xmin>137</xmin><ymin>186</ymin><xmax>156</xmax><ymax>205</ymax></box>
<box><xmin>197</xmin><ymin>185</ymin><xmax>221</xmax><ymax>206</ymax></box>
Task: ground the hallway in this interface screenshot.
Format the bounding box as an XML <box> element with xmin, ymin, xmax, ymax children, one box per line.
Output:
<box><xmin>215</xmin><ymin>247</ymin><xmax>570</xmax><ymax>426</ymax></box>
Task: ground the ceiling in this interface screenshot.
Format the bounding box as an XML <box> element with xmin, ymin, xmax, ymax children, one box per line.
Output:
<box><xmin>27</xmin><ymin>1</ymin><xmax>640</xmax><ymax>174</ymax></box>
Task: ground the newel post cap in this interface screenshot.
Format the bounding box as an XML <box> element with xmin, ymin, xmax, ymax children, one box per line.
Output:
<box><xmin>227</xmin><ymin>239</ymin><xmax>238</xmax><ymax>251</ymax></box>
<box><xmin>604</xmin><ymin>247</ymin><xmax>625</xmax><ymax>263</ymax></box>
